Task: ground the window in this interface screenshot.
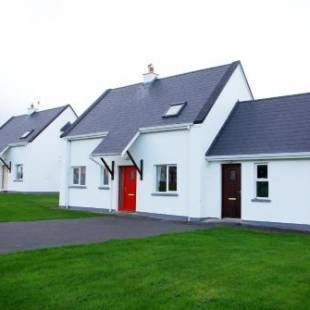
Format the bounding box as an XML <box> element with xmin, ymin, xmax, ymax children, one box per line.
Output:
<box><xmin>15</xmin><ymin>164</ymin><xmax>23</xmax><ymax>181</ymax></box>
<box><xmin>101</xmin><ymin>166</ymin><xmax>109</xmax><ymax>186</ymax></box>
<box><xmin>163</xmin><ymin>102</ymin><xmax>186</xmax><ymax>118</ymax></box>
<box><xmin>72</xmin><ymin>166</ymin><xmax>86</xmax><ymax>186</ymax></box>
<box><xmin>156</xmin><ymin>165</ymin><xmax>177</xmax><ymax>192</ymax></box>
<box><xmin>20</xmin><ymin>130</ymin><xmax>33</xmax><ymax>139</ymax></box>
<box><xmin>255</xmin><ymin>164</ymin><xmax>269</xmax><ymax>198</ymax></box>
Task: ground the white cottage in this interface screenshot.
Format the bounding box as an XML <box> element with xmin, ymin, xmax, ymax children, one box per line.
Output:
<box><xmin>59</xmin><ymin>61</ymin><xmax>254</xmax><ymax>220</ymax></box>
<box><xmin>0</xmin><ymin>105</ymin><xmax>77</xmax><ymax>193</ymax></box>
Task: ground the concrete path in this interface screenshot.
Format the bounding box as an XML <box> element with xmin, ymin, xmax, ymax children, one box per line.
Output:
<box><xmin>0</xmin><ymin>215</ymin><xmax>204</xmax><ymax>254</ymax></box>
<box><xmin>203</xmin><ymin>218</ymin><xmax>310</xmax><ymax>233</ymax></box>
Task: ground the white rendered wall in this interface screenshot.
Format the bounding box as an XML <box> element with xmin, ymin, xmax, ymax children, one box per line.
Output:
<box><xmin>5</xmin><ymin>146</ymin><xmax>27</xmax><ymax>191</ymax></box>
<box><xmin>4</xmin><ymin>107</ymin><xmax>76</xmax><ymax>192</ymax></box>
<box><xmin>64</xmin><ymin>138</ymin><xmax>113</xmax><ymax>209</ymax></box>
<box><xmin>61</xmin><ymin>129</ymin><xmax>190</xmax><ymax>218</ymax></box>
<box><xmin>0</xmin><ymin>165</ymin><xmax>2</xmax><ymax>189</ymax></box>
<box><xmin>205</xmin><ymin>159</ymin><xmax>310</xmax><ymax>225</ymax></box>
<box><xmin>241</xmin><ymin>160</ymin><xmax>310</xmax><ymax>225</ymax></box>
<box><xmin>131</xmin><ymin>130</ymin><xmax>190</xmax><ymax>217</ymax></box>
<box><xmin>192</xmin><ymin>64</ymin><xmax>253</xmax><ymax>218</ymax></box>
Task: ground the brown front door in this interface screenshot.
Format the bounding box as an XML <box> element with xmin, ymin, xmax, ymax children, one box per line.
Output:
<box><xmin>119</xmin><ymin>166</ymin><xmax>137</xmax><ymax>212</ymax></box>
<box><xmin>222</xmin><ymin>164</ymin><xmax>241</xmax><ymax>218</ymax></box>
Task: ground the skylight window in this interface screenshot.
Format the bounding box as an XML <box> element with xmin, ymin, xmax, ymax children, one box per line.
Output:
<box><xmin>163</xmin><ymin>102</ymin><xmax>186</xmax><ymax>118</ymax></box>
<box><xmin>20</xmin><ymin>130</ymin><xmax>33</xmax><ymax>139</ymax></box>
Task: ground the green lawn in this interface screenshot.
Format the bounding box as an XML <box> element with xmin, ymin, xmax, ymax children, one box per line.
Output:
<box><xmin>0</xmin><ymin>227</ymin><xmax>309</xmax><ymax>309</ymax></box>
<box><xmin>0</xmin><ymin>193</ymin><xmax>101</xmax><ymax>222</ymax></box>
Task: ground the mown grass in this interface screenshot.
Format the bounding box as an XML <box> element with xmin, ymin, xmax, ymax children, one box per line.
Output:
<box><xmin>0</xmin><ymin>193</ymin><xmax>101</xmax><ymax>222</ymax></box>
<box><xmin>0</xmin><ymin>227</ymin><xmax>309</xmax><ymax>309</ymax></box>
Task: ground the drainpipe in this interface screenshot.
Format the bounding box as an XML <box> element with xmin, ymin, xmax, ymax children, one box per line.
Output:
<box><xmin>110</xmin><ymin>177</ymin><xmax>113</xmax><ymax>213</ymax></box>
<box><xmin>186</xmin><ymin>127</ymin><xmax>191</xmax><ymax>223</ymax></box>
<box><xmin>64</xmin><ymin>140</ymin><xmax>71</xmax><ymax>208</ymax></box>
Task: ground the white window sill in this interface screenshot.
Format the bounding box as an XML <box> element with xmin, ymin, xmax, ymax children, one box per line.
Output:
<box><xmin>251</xmin><ymin>198</ymin><xmax>271</xmax><ymax>203</ymax></box>
<box><xmin>151</xmin><ymin>192</ymin><xmax>178</xmax><ymax>197</ymax></box>
<box><xmin>69</xmin><ymin>185</ymin><xmax>87</xmax><ymax>189</ymax></box>
<box><xmin>98</xmin><ymin>186</ymin><xmax>110</xmax><ymax>190</ymax></box>
<box><xmin>14</xmin><ymin>179</ymin><xmax>23</xmax><ymax>182</ymax></box>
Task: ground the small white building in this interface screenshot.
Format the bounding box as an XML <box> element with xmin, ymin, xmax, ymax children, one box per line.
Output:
<box><xmin>59</xmin><ymin>61</ymin><xmax>310</xmax><ymax>225</ymax></box>
<box><xmin>0</xmin><ymin>105</ymin><xmax>77</xmax><ymax>193</ymax></box>
<box><xmin>205</xmin><ymin>94</ymin><xmax>310</xmax><ymax>225</ymax></box>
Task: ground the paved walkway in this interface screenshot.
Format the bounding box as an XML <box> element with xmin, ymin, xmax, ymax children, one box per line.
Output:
<box><xmin>203</xmin><ymin>218</ymin><xmax>310</xmax><ymax>233</ymax></box>
<box><xmin>0</xmin><ymin>216</ymin><xmax>204</xmax><ymax>254</ymax></box>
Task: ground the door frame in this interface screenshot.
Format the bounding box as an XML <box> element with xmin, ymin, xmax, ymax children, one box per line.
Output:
<box><xmin>118</xmin><ymin>165</ymin><xmax>137</xmax><ymax>212</ymax></box>
<box><xmin>221</xmin><ymin>163</ymin><xmax>241</xmax><ymax>219</ymax></box>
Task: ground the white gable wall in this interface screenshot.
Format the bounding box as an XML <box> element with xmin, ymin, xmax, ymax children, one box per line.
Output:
<box><xmin>189</xmin><ymin>64</ymin><xmax>253</xmax><ymax>218</ymax></box>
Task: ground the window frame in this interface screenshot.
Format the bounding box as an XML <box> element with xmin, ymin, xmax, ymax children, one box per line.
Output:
<box><xmin>163</xmin><ymin>102</ymin><xmax>187</xmax><ymax>118</ymax></box>
<box><xmin>71</xmin><ymin>166</ymin><xmax>86</xmax><ymax>186</ymax></box>
<box><xmin>15</xmin><ymin>164</ymin><xmax>23</xmax><ymax>181</ymax></box>
<box><xmin>255</xmin><ymin>163</ymin><xmax>269</xmax><ymax>199</ymax></box>
<box><xmin>20</xmin><ymin>129</ymin><xmax>34</xmax><ymax>139</ymax></box>
<box><xmin>155</xmin><ymin>164</ymin><xmax>177</xmax><ymax>193</ymax></box>
<box><xmin>100</xmin><ymin>166</ymin><xmax>110</xmax><ymax>187</ymax></box>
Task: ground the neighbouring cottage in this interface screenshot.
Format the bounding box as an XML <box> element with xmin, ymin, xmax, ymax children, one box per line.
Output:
<box><xmin>59</xmin><ymin>61</ymin><xmax>310</xmax><ymax>225</ymax></box>
<box><xmin>0</xmin><ymin>104</ymin><xmax>77</xmax><ymax>193</ymax></box>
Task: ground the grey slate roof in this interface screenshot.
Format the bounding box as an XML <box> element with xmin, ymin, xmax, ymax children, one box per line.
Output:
<box><xmin>0</xmin><ymin>105</ymin><xmax>71</xmax><ymax>154</ymax></box>
<box><xmin>63</xmin><ymin>61</ymin><xmax>240</xmax><ymax>155</ymax></box>
<box><xmin>206</xmin><ymin>93</ymin><xmax>310</xmax><ymax>157</ymax></box>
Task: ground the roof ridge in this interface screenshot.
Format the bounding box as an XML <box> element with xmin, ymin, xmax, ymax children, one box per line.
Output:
<box><xmin>157</xmin><ymin>61</ymin><xmax>240</xmax><ymax>82</ymax></box>
<box><xmin>9</xmin><ymin>104</ymin><xmax>70</xmax><ymax>119</ymax></box>
<box><xmin>239</xmin><ymin>91</ymin><xmax>310</xmax><ymax>104</ymax></box>
<box><xmin>104</xmin><ymin>61</ymin><xmax>240</xmax><ymax>92</ymax></box>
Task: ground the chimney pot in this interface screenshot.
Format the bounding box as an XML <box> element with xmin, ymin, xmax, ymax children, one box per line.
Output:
<box><xmin>143</xmin><ymin>64</ymin><xmax>158</xmax><ymax>84</ymax></box>
<box><xmin>27</xmin><ymin>103</ymin><xmax>38</xmax><ymax>115</ymax></box>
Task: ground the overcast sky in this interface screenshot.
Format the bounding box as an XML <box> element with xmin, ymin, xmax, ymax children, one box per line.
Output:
<box><xmin>0</xmin><ymin>0</ymin><xmax>309</xmax><ymax>125</ymax></box>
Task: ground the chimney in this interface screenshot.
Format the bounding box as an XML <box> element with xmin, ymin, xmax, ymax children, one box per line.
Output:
<box><xmin>27</xmin><ymin>102</ymin><xmax>39</xmax><ymax>115</ymax></box>
<box><xmin>143</xmin><ymin>64</ymin><xmax>158</xmax><ymax>84</ymax></box>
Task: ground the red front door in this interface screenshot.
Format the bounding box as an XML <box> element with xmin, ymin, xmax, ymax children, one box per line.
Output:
<box><xmin>119</xmin><ymin>166</ymin><xmax>137</xmax><ymax>212</ymax></box>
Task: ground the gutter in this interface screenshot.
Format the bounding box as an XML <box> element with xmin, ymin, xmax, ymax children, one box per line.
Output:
<box><xmin>139</xmin><ymin>123</ymin><xmax>193</xmax><ymax>133</ymax></box>
<box><xmin>0</xmin><ymin>146</ymin><xmax>9</xmax><ymax>157</ymax></box>
<box><xmin>206</xmin><ymin>152</ymin><xmax>310</xmax><ymax>162</ymax></box>
<box><xmin>8</xmin><ymin>142</ymin><xmax>27</xmax><ymax>147</ymax></box>
<box><xmin>65</xmin><ymin>132</ymin><xmax>109</xmax><ymax>141</ymax></box>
